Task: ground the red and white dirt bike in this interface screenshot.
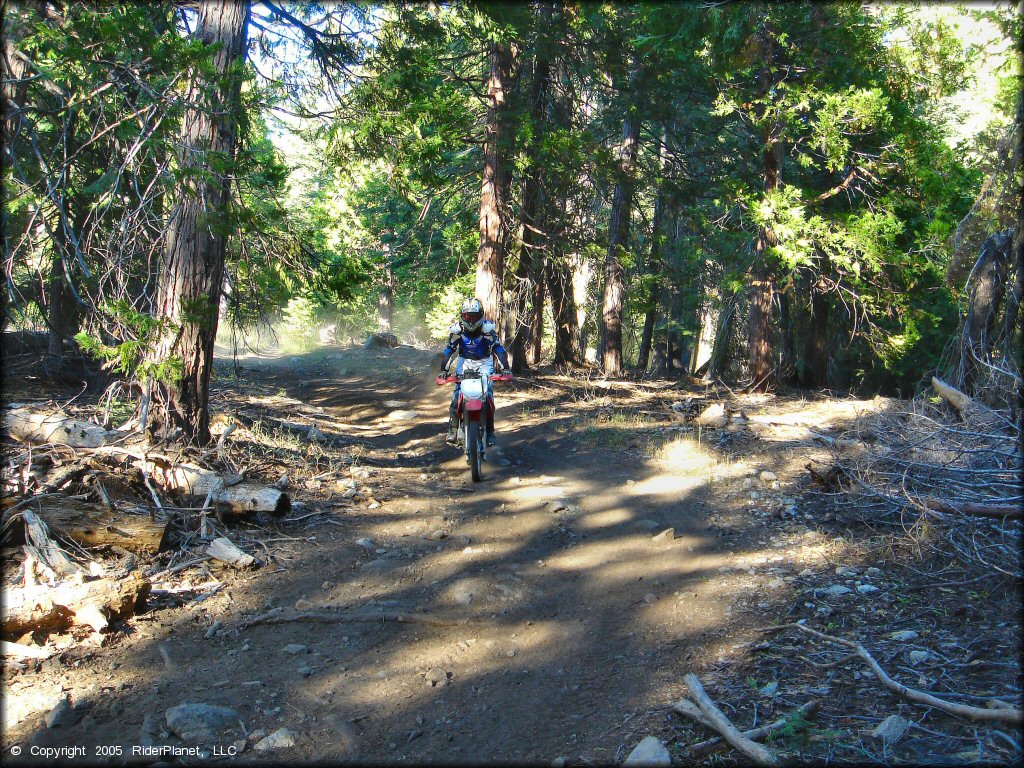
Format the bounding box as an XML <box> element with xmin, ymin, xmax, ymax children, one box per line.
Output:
<box><xmin>436</xmin><ymin>362</ymin><xmax>512</xmax><ymax>482</ymax></box>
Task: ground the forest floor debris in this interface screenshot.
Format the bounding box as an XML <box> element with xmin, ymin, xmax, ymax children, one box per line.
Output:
<box><xmin>1</xmin><ymin>344</ymin><xmax>1020</xmax><ymax>764</ymax></box>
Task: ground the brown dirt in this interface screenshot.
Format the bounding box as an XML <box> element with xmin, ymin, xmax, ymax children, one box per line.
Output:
<box><xmin>2</xmin><ymin>345</ymin><xmax>1020</xmax><ymax>765</ymax></box>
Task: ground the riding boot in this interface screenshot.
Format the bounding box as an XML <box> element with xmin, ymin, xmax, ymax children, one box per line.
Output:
<box><xmin>486</xmin><ymin>405</ymin><xmax>496</xmax><ymax>446</ymax></box>
<box><xmin>446</xmin><ymin>405</ymin><xmax>458</xmax><ymax>444</ymax></box>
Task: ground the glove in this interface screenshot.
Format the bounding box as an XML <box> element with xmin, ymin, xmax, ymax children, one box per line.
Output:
<box><xmin>438</xmin><ymin>370</ymin><xmax>449</xmax><ymax>378</ymax></box>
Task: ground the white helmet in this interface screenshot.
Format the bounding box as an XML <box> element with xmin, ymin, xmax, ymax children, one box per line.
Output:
<box><xmin>460</xmin><ymin>297</ymin><xmax>484</xmax><ymax>333</ymax></box>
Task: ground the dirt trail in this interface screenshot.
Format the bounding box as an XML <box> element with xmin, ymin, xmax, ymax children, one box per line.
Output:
<box><xmin>7</xmin><ymin>345</ymin><xmax>1017</xmax><ymax>765</ymax></box>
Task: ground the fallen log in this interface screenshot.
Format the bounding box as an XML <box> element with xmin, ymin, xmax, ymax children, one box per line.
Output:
<box><xmin>6</xmin><ymin>498</ymin><xmax>169</xmax><ymax>553</ymax></box>
<box><xmin>3</xmin><ymin>407</ymin><xmax>115</xmax><ymax>448</ymax></box>
<box><xmin>134</xmin><ymin>459</ymin><xmax>289</xmax><ymax>516</ymax></box>
<box><xmin>916</xmin><ymin>497</ymin><xmax>1022</xmax><ymax>520</ymax></box>
<box><xmin>211</xmin><ymin>482</ymin><xmax>290</xmax><ymax>517</ymax></box>
<box><xmin>2</xmin><ymin>571</ymin><xmax>151</xmax><ymax>637</ymax></box>
<box><xmin>682</xmin><ymin>673</ymin><xmax>782</xmax><ymax>767</ymax></box>
<box><xmin>1</xmin><ymin>639</ymin><xmax>54</xmax><ymax>659</ymax></box>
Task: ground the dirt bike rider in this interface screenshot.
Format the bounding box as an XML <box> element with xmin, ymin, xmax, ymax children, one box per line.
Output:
<box><xmin>439</xmin><ymin>297</ymin><xmax>510</xmax><ymax>447</ymax></box>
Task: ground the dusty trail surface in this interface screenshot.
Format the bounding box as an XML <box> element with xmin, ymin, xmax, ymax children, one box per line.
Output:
<box><xmin>4</xmin><ymin>345</ymin><xmax>1020</xmax><ymax>765</ymax></box>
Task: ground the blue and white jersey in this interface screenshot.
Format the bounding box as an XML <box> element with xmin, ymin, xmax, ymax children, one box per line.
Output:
<box><xmin>442</xmin><ymin>321</ymin><xmax>508</xmax><ymax>364</ymax></box>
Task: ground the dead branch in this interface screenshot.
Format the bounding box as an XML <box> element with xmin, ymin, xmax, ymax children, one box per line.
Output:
<box><xmin>206</xmin><ymin>537</ymin><xmax>256</xmax><ymax>568</ymax></box>
<box><xmin>681</xmin><ymin>673</ymin><xmax>783</xmax><ymax>766</ymax></box>
<box><xmin>757</xmin><ymin>623</ymin><xmax>1023</xmax><ymax>724</ymax></box>
<box><xmin>676</xmin><ymin>699</ymin><xmax>820</xmax><ymax>759</ymax></box>
<box><xmin>22</xmin><ymin>509</ymin><xmax>87</xmax><ymax>578</ymax></box>
<box><xmin>915</xmin><ymin>497</ymin><xmax>1022</xmax><ymax>520</ymax></box>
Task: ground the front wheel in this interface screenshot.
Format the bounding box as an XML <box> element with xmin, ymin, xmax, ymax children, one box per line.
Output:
<box><xmin>466</xmin><ymin>420</ymin><xmax>483</xmax><ymax>482</ymax></box>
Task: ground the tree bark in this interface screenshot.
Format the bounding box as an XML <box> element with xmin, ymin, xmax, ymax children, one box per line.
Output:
<box><xmin>954</xmin><ymin>229</ymin><xmax>1013</xmax><ymax>392</ymax></box>
<box><xmin>748</xmin><ymin>33</ymin><xmax>781</xmax><ymax>392</ymax></box>
<box><xmin>548</xmin><ymin>259</ymin><xmax>580</xmax><ymax>365</ymax></box>
<box><xmin>601</xmin><ymin>70</ymin><xmax>641</xmax><ymax>377</ymax></box>
<box><xmin>802</xmin><ymin>252</ymin><xmax>832</xmax><ymax>387</ymax></box>
<box><xmin>3</xmin><ymin>571</ymin><xmax>151</xmax><ymax>637</ymax></box>
<box><xmin>6</xmin><ymin>498</ymin><xmax>169</xmax><ymax>553</ymax></box>
<box><xmin>510</xmin><ymin>34</ymin><xmax>553</xmax><ymax>372</ymax></box>
<box><xmin>377</xmin><ymin>260</ymin><xmax>394</xmax><ymax>334</ymax></box>
<box><xmin>637</xmin><ymin>200</ymin><xmax>670</xmax><ymax>373</ymax></box>
<box><xmin>476</xmin><ymin>40</ymin><xmax>513</xmax><ymax>325</ymax></box>
<box><xmin>147</xmin><ymin>0</ymin><xmax>250</xmax><ymax>445</ymax></box>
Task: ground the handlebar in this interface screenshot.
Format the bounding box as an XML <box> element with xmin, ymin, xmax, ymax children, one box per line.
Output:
<box><xmin>435</xmin><ymin>372</ymin><xmax>513</xmax><ymax>386</ymax></box>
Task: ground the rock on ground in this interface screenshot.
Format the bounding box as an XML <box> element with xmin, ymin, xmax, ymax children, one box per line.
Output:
<box><xmin>254</xmin><ymin>727</ymin><xmax>298</xmax><ymax>751</ymax></box>
<box><xmin>165</xmin><ymin>703</ymin><xmax>239</xmax><ymax>742</ymax></box>
<box><xmin>871</xmin><ymin>714</ymin><xmax>910</xmax><ymax>745</ymax></box>
<box><xmin>623</xmin><ymin>735</ymin><xmax>671</xmax><ymax>765</ymax></box>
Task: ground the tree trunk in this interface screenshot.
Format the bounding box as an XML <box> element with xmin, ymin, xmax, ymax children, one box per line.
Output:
<box><xmin>748</xmin><ymin>29</ymin><xmax>781</xmax><ymax>392</ymax></box>
<box><xmin>476</xmin><ymin>41</ymin><xmax>513</xmax><ymax>325</ymax></box>
<box><xmin>954</xmin><ymin>229</ymin><xmax>1013</xmax><ymax>392</ymax></box>
<box><xmin>511</xmin><ymin>38</ymin><xmax>552</xmax><ymax>372</ymax></box>
<box><xmin>802</xmin><ymin>251</ymin><xmax>832</xmax><ymax>387</ymax></box>
<box><xmin>377</xmin><ymin>262</ymin><xmax>394</xmax><ymax>334</ymax></box>
<box><xmin>147</xmin><ymin>0</ymin><xmax>250</xmax><ymax>446</ymax></box>
<box><xmin>548</xmin><ymin>259</ymin><xmax>580</xmax><ymax>365</ymax></box>
<box><xmin>601</xmin><ymin>75</ymin><xmax>641</xmax><ymax>377</ymax></box>
<box><xmin>637</xmin><ymin>201</ymin><xmax>670</xmax><ymax>373</ymax></box>
<box><xmin>709</xmin><ymin>293</ymin><xmax>737</xmax><ymax>381</ymax></box>
<box><xmin>778</xmin><ymin>286</ymin><xmax>796</xmax><ymax>383</ymax></box>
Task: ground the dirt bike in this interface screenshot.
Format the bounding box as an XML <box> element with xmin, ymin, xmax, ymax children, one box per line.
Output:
<box><xmin>436</xmin><ymin>363</ymin><xmax>512</xmax><ymax>482</ymax></box>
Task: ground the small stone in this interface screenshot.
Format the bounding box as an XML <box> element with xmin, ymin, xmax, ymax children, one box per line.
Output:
<box><xmin>865</xmin><ymin>567</ymin><xmax>883</xmax><ymax>577</ymax></box>
<box><xmin>355</xmin><ymin>538</ymin><xmax>375</xmax><ymax>549</ymax></box>
<box><xmin>908</xmin><ymin>650</ymin><xmax>930</xmax><ymax>665</ymax></box>
<box><xmin>282</xmin><ymin>644</ymin><xmax>308</xmax><ymax>656</ymax></box>
<box><xmin>298</xmin><ymin>667</ymin><xmax>313</xmax><ymax>677</ymax></box>
<box><xmin>248</xmin><ymin>729</ymin><xmax>267</xmax><ymax>743</ymax></box>
<box><xmin>818</xmin><ymin>585</ymin><xmax>851</xmax><ymax>597</ymax></box>
<box><xmin>254</xmin><ymin>727</ymin><xmax>298</xmax><ymax>751</ymax></box>
<box><xmin>424</xmin><ymin>668</ymin><xmax>449</xmax><ymax>687</ymax></box>
<box><xmin>165</xmin><ymin>703</ymin><xmax>239</xmax><ymax>742</ymax></box>
<box><xmin>275</xmin><ymin>474</ymin><xmax>290</xmax><ymax>490</ymax></box>
<box><xmin>322</xmin><ymin>581</ymin><xmax>334</xmax><ymax>590</ymax></box>
<box><xmin>45</xmin><ymin>696</ymin><xmax>74</xmax><ymax>728</ymax></box>
<box><xmin>545</xmin><ymin>500</ymin><xmax>568</xmax><ymax>513</ymax></box>
<box><xmin>643</xmin><ymin>593</ymin><xmax>657</xmax><ymax>604</ymax></box>
<box><xmin>623</xmin><ymin>735</ymin><xmax>671</xmax><ymax>765</ymax></box>
<box><xmin>232</xmin><ymin>739</ymin><xmax>247</xmax><ymax>754</ymax></box>
<box><xmin>652</xmin><ymin>528</ymin><xmax>674</xmax><ymax>543</ymax></box>
<box><xmin>742</xmin><ymin>478</ymin><xmax>754</xmax><ymax>489</ymax></box>
<box><xmin>871</xmin><ymin>714</ymin><xmax>910</xmax><ymax>745</ymax></box>
<box><xmin>835</xmin><ymin>566</ymin><xmax>858</xmax><ymax>577</ymax></box>
<box><xmin>856</xmin><ymin>584</ymin><xmax>879</xmax><ymax>595</ymax></box>
<box><xmin>551</xmin><ymin>758</ymin><xmax>567</xmax><ymax>768</ymax></box>
<box><xmin>506</xmin><ymin>650</ymin><xmax>516</xmax><ymax>657</ymax></box>
<box><xmin>890</xmin><ymin>630</ymin><xmax>919</xmax><ymax>642</ymax></box>
<box><xmin>750</xmin><ymin>491</ymin><xmax>761</xmax><ymax>500</ymax></box>
<box><xmin>759</xmin><ymin>470</ymin><xmax>777</xmax><ymax>484</ymax></box>
<box><xmin>427</xmin><ymin>530</ymin><xmax>448</xmax><ymax>541</ymax></box>
<box><xmin>204</xmin><ymin>621</ymin><xmax>222</xmax><ymax>639</ymax></box>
